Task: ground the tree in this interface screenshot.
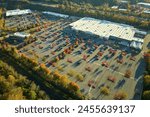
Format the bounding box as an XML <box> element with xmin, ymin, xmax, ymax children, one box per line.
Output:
<box><xmin>30</xmin><ymin>82</ymin><xmax>37</xmax><ymax>91</ymax></box>
<box><xmin>38</xmin><ymin>90</ymin><xmax>49</xmax><ymax>99</ymax></box>
<box><xmin>142</xmin><ymin>90</ymin><xmax>150</xmax><ymax>100</ymax></box>
<box><xmin>7</xmin><ymin>75</ymin><xmax>15</xmax><ymax>85</ymax></box>
<box><xmin>40</xmin><ymin>63</ymin><xmax>51</xmax><ymax>75</ymax></box>
<box><xmin>4</xmin><ymin>87</ymin><xmax>25</xmax><ymax>100</ymax></box>
<box><xmin>75</xmin><ymin>74</ymin><xmax>84</xmax><ymax>82</ymax></box>
<box><xmin>57</xmin><ymin>66</ymin><xmax>64</xmax><ymax>72</ymax></box>
<box><xmin>53</xmin><ymin>70</ymin><xmax>62</xmax><ymax>80</ymax></box>
<box><xmin>114</xmin><ymin>91</ymin><xmax>128</xmax><ymax>100</ymax></box>
<box><xmin>68</xmin><ymin>82</ymin><xmax>80</xmax><ymax>92</ymax></box>
<box><xmin>100</xmin><ymin>87</ymin><xmax>110</xmax><ymax>95</ymax></box>
<box><xmin>59</xmin><ymin>75</ymin><xmax>70</xmax><ymax>87</ymax></box>
<box><xmin>0</xmin><ymin>81</ymin><xmax>10</xmax><ymax>94</ymax></box>
<box><xmin>143</xmin><ymin>75</ymin><xmax>150</xmax><ymax>90</ymax></box>
<box><xmin>67</xmin><ymin>69</ymin><xmax>76</xmax><ymax>77</ymax></box>
<box><xmin>124</xmin><ymin>69</ymin><xmax>132</xmax><ymax>78</ymax></box>
<box><xmin>29</xmin><ymin>91</ymin><xmax>37</xmax><ymax>100</ymax></box>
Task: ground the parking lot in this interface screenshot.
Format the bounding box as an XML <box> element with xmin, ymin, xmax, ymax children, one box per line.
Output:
<box><xmin>5</xmin><ymin>12</ymin><xmax>48</xmax><ymax>31</ymax></box>
<box><xmin>17</xmin><ymin>14</ymin><xmax>149</xmax><ymax>100</ymax></box>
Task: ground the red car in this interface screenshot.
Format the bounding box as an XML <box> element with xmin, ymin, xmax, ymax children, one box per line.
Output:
<box><xmin>102</xmin><ymin>61</ymin><xmax>109</xmax><ymax>67</ymax></box>
<box><xmin>67</xmin><ymin>58</ymin><xmax>73</xmax><ymax>63</ymax></box>
<box><xmin>83</xmin><ymin>55</ymin><xmax>87</xmax><ymax>61</ymax></box>
<box><xmin>108</xmin><ymin>76</ymin><xmax>116</xmax><ymax>82</ymax></box>
<box><xmin>97</xmin><ymin>51</ymin><xmax>103</xmax><ymax>56</ymax></box>
<box><xmin>130</xmin><ymin>56</ymin><xmax>136</xmax><ymax>61</ymax></box>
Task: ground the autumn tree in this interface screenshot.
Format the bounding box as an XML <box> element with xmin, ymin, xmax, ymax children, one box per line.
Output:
<box><xmin>68</xmin><ymin>82</ymin><xmax>80</xmax><ymax>92</ymax></box>
<box><xmin>124</xmin><ymin>69</ymin><xmax>132</xmax><ymax>78</ymax></box>
<box><xmin>59</xmin><ymin>75</ymin><xmax>70</xmax><ymax>87</ymax></box>
<box><xmin>114</xmin><ymin>91</ymin><xmax>128</xmax><ymax>100</ymax></box>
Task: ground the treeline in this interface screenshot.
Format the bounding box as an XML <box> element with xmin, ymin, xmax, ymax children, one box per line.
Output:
<box><xmin>58</xmin><ymin>2</ymin><xmax>150</xmax><ymax>30</ymax></box>
<box><xmin>0</xmin><ymin>8</ymin><xmax>4</xmax><ymax>29</ymax></box>
<box><xmin>29</xmin><ymin>0</ymin><xmax>150</xmax><ymax>5</ymax></box>
<box><xmin>8</xmin><ymin>0</ymin><xmax>149</xmax><ymax>30</ymax></box>
<box><xmin>142</xmin><ymin>50</ymin><xmax>150</xmax><ymax>100</ymax></box>
<box><xmin>0</xmin><ymin>60</ymin><xmax>49</xmax><ymax>100</ymax></box>
<box><xmin>28</xmin><ymin>0</ymin><xmax>116</xmax><ymax>5</ymax></box>
<box><xmin>0</xmin><ymin>42</ymin><xmax>84</xmax><ymax>100</ymax></box>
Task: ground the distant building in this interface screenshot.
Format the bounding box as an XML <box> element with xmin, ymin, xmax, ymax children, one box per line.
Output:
<box><xmin>6</xmin><ymin>9</ymin><xmax>32</xmax><ymax>17</ymax></box>
<box><xmin>120</xmin><ymin>0</ymin><xmax>128</xmax><ymax>4</ymax></box>
<box><xmin>119</xmin><ymin>8</ymin><xmax>128</xmax><ymax>11</ymax></box>
<box><xmin>143</xmin><ymin>10</ymin><xmax>150</xmax><ymax>14</ymax></box>
<box><xmin>137</xmin><ymin>2</ymin><xmax>150</xmax><ymax>9</ymax></box>
<box><xmin>118</xmin><ymin>1</ymin><xmax>129</xmax><ymax>9</ymax></box>
<box><xmin>69</xmin><ymin>17</ymin><xmax>147</xmax><ymax>50</ymax></box>
<box><xmin>42</xmin><ymin>11</ymin><xmax>69</xmax><ymax>18</ymax></box>
<box><xmin>14</xmin><ymin>32</ymin><xmax>30</xmax><ymax>38</ymax></box>
<box><xmin>111</xmin><ymin>6</ymin><xmax>119</xmax><ymax>9</ymax></box>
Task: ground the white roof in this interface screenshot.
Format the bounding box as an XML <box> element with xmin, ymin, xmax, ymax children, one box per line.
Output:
<box><xmin>111</xmin><ymin>6</ymin><xmax>119</xmax><ymax>9</ymax></box>
<box><xmin>144</xmin><ymin>10</ymin><xmax>150</xmax><ymax>14</ymax></box>
<box><xmin>70</xmin><ymin>17</ymin><xmax>145</xmax><ymax>43</ymax></box>
<box><xmin>137</xmin><ymin>2</ymin><xmax>150</xmax><ymax>7</ymax></box>
<box><xmin>119</xmin><ymin>9</ymin><xmax>128</xmax><ymax>11</ymax></box>
<box><xmin>14</xmin><ymin>32</ymin><xmax>30</xmax><ymax>38</ymax></box>
<box><xmin>6</xmin><ymin>9</ymin><xmax>32</xmax><ymax>17</ymax></box>
<box><xmin>42</xmin><ymin>11</ymin><xmax>69</xmax><ymax>18</ymax></box>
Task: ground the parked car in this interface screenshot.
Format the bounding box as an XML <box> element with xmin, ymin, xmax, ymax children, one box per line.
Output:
<box><xmin>108</xmin><ymin>76</ymin><xmax>116</xmax><ymax>82</ymax></box>
<box><xmin>102</xmin><ymin>61</ymin><xmax>109</xmax><ymax>67</ymax></box>
<box><xmin>67</xmin><ymin>58</ymin><xmax>73</xmax><ymax>63</ymax></box>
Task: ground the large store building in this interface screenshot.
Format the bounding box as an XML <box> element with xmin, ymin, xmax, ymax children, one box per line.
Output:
<box><xmin>70</xmin><ymin>17</ymin><xmax>147</xmax><ymax>50</ymax></box>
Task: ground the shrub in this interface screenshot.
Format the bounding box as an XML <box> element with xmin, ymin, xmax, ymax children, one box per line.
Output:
<box><xmin>100</xmin><ymin>87</ymin><xmax>110</xmax><ymax>95</ymax></box>
<box><xmin>124</xmin><ymin>70</ymin><xmax>132</xmax><ymax>78</ymax></box>
<box><xmin>114</xmin><ymin>91</ymin><xmax>128</xmax><ymax>100</ymax></box>
<box><xmin>68</xmin><ymin>82</ymin><xmax>80</xmax><ymax>92</ymax></box>
<box><xmin>142</xmin><ymin>90</ymin><xmax>150</xmax><ymax>100</ymax></box>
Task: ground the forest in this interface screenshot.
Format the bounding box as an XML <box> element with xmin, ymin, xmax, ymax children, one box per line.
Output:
<box><xmin>29</xmin><ymin>0</ymin><xmax>150</xmax><ymax>5</ymax></box>
<box><xmin>5</xmin><ymin>0</ymin><xmax>150</xmax><ymax>30</ymax></box>
<box><xmin>0</xmin><ymin>42</ymin><xmax>84</xmax><ymax>100</ymax></box>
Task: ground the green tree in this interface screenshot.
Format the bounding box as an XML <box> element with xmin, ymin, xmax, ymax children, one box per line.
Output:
<box><xmin>4</xmin><ymin>87</ymin><xmax>25</xmax><ymax>100</ymax></box>
<box><xmin>100</xmin><ymin>87</ymin><xmax>110</xmax><ymax>95</ymax></box>
<box><xmin>75</xmin><ymin>74</ymin><xmax>84</xmax><ymax>82</ymax></box>
<box><xmin>143</xmin><ymin>75</ymin><xmax>150</xmax><ymax>90</ymax></box>
<box><xmin>143</xmin><ymin>90</ymin><xmax>150</xmax><ymax>100</ymax></box>
<box><xmin>29</xmin><ymin>91</ymin><xmax>37</xmax><ymax>100</ymax></box>
<box><xmin>114</xmin><ymin>91</ymin><xmax>128</xmax><ymax>100</ymax></box>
